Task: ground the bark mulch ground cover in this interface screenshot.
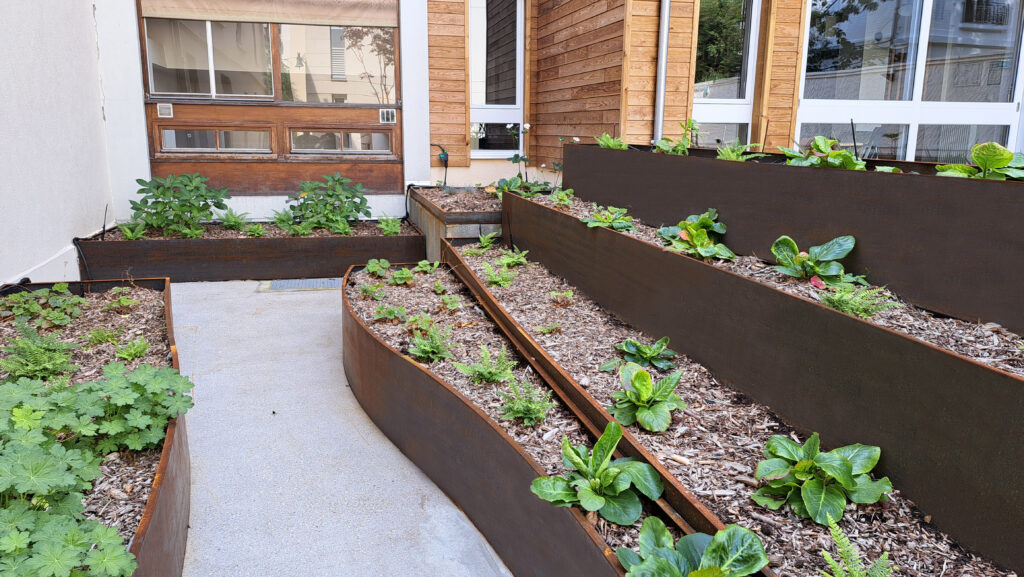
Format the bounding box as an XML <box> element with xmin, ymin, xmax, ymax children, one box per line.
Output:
<box><xmin>345</xmin><ymin>265</ymin><xmax>679</xmax><ymax>555</ymax></box>
<box><xmin>100</xmin><ymin>220</ymin><xmax>419</xmax><ymax>241</ymax></box>
<box><xmin>457</xmin><ymin>240</ymin><xmax>1016</xmax><ymax>577</ymax></box>
<box><xmin>412</xmin><ymin>186</ymin><xmax>503</xmax><ymax>213</ymax></box>
<box><xmin>0</xmin><ymin>285</ymin><xmax>170</xmax><ymax>540</ymax></box>
<box><xmin>533</xmin><ymin>194</ymin><xmax>1024</xmax><ymax>379</ymax></box>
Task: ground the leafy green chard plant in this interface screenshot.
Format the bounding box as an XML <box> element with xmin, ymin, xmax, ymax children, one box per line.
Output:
<box><xmin>377</xmin><ymin>215</ymin><xmax>402</xmax><ymax>236</ymax></box>
<box><xmin>550</xmin><ymin>290</ymin><xmax>574</xmax><ymax>307</ymax></box>
<box><xmin>653</xmin><ymin>120</ymin><xmax>699</xmax><ymax>156</ymax></box>
<box><xmin>0</xmin><ymin>324</ymin><xmax>79</xmax><ymax>381</ymax></box>
<box><xmin>717</xmin><ymin>139</ymin><xmax>768</xmax><ymax>162</ymax></box>
<box><xmin>499</xmin><ymin>379</ymin><xmax>555</xmax><ymax>427</ymax></box>
<box><xmin>388</xmin><ymin>268</ymin><xmax>415</xmax><ymax>287</ymax></box>
<box><xmin>118</xmin><ymin>221</ymin><xmax>147</xmax><ymax>240</ymax></box>
<box><xmin>531</xmin><ymin>422</ymin><xmax>663</xmax><ymax>525</ymax></box>
<box><xmin>616</xmin><ymin>517</ymin><xmax>769</xmax><ymax>577</ymax></box>
<box><xmin>285</xmin><ymin>173</ymin><xmax>371</xmax><ymax>231</ymax></box>
<box><xmin>535</xmin><ymin>323</ymin><xmax>562</xmax><ymax>335</ymax></box>
<box><xmin>595</xmin><ymin>133</ymin><xmax>628</xmax><ymax>150</ymax></box>
<box><xmin>580</xmin><ymin>204</ymin><xmax>636</xmax><ymax>232</ymax></box>
<box><xmin>550</xmin><ymin>187</ymin><xmax>575</xmax><ymax>210</ymax></box>
<box><xmin>366</xmin><ymin>259</ymin><xmax>390</xmax><ymax>278</ymax></box>
<box><xmin>819</xmin><ymin>286</ymin><xmax>901</xmax><ymax>319</ymax></box>
<box><xmin>780</xmin><ymin>136</ymin><xmax>866</xmax><ymax>171</ymax></box>
<box><xmin>115</xmin><ymin>337</ymin><xmax>149</xmax><ymax>362</ymax></box>
<box><xmin>244</xmin><ymin>223</ymin><xmax>265</xmax><ymax>238</ymax></box>
<box><xmin>413</xmin><ymin>260</ymin><xmax>440</xmax><ymax>274</ymax></box>
<box><xmin>408</xmin><ymin>324</ymin><xmax>454</xmax><ymax>363</ymax></box>
<box><xmin>359</xmin><ymin>283</ymin><xmax>386</xmax><ymax>301</ymax></box>
<box><xmin>601</xmin><ymin>336</ymin><xmax>678</xmax><ymax>372</ymax></box>
<box><xmin>657</xmin><ymin>208</ymin><xmax>736</xmax><ymax>261</ymax></box>
<box><xmin>937</xmin><ymin>141</ymin><xmax>1024</xmax><ymax>180</ymax></box>
<box><xmin>820</xmin><ymin>516</ymin><xmax>895</xmax><ymax>577</ymax></box>
<box><xmin>611</xmin><ymin>363</ymin><xmax>686</xmax><ymax>433</ymax></box>
<box><xmin>217</xmin><ymin>208</ymin><xmax>249</xmax><ymax>230</ymax></box>
<box><xmin>771</xmin><ymin>235</ymin><xmax>865</xmax><ymax>287</ymax></box>
<box><xmin>752</xmin><ymin>433</ymin><xmax>892</xmax><ymax>524</ymax></box>
<box><xmin>130</xmin><ymin>173</ymin><xmax>229</xmax><ymax>237</ymax></box>
<box><xmin>373</xmin><ymin>305</ymin><xmax>407</xmax><ymax>323</ymax></box>
<box><xmin>453</xmin><ymin>345</ymin><xmax>516</xmax><ymax>384</ymax></box>
<box><xmin>483</xmin><ymin>263</ymin><xmax>517</xmax><ymax>287</ymax></box>
<box><xmin>494</xmin><ymin>247</ymin><xmax>528</xmax><ymax>268</ymax></box>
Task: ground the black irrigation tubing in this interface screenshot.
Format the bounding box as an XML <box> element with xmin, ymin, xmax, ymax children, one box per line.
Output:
<box><xmin>72</xmin><ymin>237</ymin><xmax>92</xmax><ymax>281</ymax></box>
<box><xmin>0</xmin><ymin>277</ymin><xmax>33</xmax><ymax>296</ymax></box>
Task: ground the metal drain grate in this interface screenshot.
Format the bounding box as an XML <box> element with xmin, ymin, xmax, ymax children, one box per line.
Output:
<box><xmin>267</xmin><ymin>278</ymin><xmax>343</xmax><ymax>291</ymax></box>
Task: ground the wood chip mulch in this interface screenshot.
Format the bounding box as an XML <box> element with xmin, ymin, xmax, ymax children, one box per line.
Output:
<box><xmin>457</xmin><ymin>241</ymin><xmax>1016</xmax><ymax>577</ymax></box>
<box><xmin>0</xmin><ymin>285</ymin><xmax>172</xmax><ymax>541</ymax></box>
<box><xmin>97</xmin><ymin>220</ymin><xmax>419</xmax><ymax>241</ymax></box>
<box><xmin>412</xmin><ymin>185</ymin><xmax>503</xmax><ymax>213</ymax></box>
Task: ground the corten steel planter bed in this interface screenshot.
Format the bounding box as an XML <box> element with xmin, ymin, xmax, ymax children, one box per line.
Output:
<box><xmin>563</xmin><ymin>144</ymin><xmax>1024</xmax><ymax>334</ymax></box>
<box><xmin>408</xmin><ymin>187</ymin><xmax>502</xmax><ymax>261</ymax></box>
<box><xmin>75</xmin><ymin>226</ymin><xmax>426</xmax><ymax>283</ymax></box>
<box><xmin>500</xmin><ymin>192</ymin><xmax>1024</xmax><ymax>573</ymax></box>
<box><xmin>4</xmin><ymin>279</ymin><xmax>191</xmax><ymax>577</ymax></box>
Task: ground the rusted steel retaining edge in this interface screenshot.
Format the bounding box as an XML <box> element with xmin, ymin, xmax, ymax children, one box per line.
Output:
<box><xmin>341</xmin><ymin>265</ymin><xmax>622</xmax><ymax>577</ymax></box>
<box><xmin>409</xmin><ymin>187</ymin><xmax>503</xmax><ymax>225</ymax></box>
<box><xmin>442</xmin><ymin>241</ymin><xmax>777</xmax><ymax>577</ymax></box>
<box><xmin>501</xmin><ymin>192</ymin><xmax>1024</xmax><ymax>573</ymax></box>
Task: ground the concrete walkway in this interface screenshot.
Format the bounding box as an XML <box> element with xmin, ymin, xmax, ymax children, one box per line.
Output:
<box><xmin>172</xmin><ymin>281</ymin><xmax>512</xmax><ymax>577</ymax></box>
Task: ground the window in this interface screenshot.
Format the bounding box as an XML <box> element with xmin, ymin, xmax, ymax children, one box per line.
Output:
<box><xmin>146</xmin><ymin>19</ymin><xmax>272</xmax><ymax>97</ymax></box>
<box><xmin>798</xmin><ymin>124</ymin><xmax>910</xmax><ymax>160</ymax></box>
<box><xmin>469</xmin><ymin>0</ymin><xmax>524</xmax><ymax>157</ymax></box>
<box><xmin>290</xmin><ymin>130</ymin><xmax>391</xmax><ymax>153</ymax></box>
<box><xmin>695</xmin><ymin>123</ymin><xmax>751</xmax><ymax>147</ymax></box>
<box><xmin>279</xmin><ymin>25</ymin><xmax>396</xmax><ymax>105</ymax></box>
<box><xmin>161</xmin><ymin>128</ymin><xmax>271</xmax><ymax>152</ymax></box>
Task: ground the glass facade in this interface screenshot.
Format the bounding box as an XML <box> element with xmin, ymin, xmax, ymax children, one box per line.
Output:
<box><xmin>211</xmin><ymin>22</ymin><xmax>272</xmax><ymax>96</ymax></box>
<box><xmin>279</xmin><ymin>25</ymin><xmax>397</xmax><ymax>105</ymax></box>
<box><xmin>146</xmin><ymin>19</ymin><xmax>211</xmax><ymax>94</ymax></box>
<box><xmin>694</xmin><ymin>0</ymin><xmax>755</xmax><ymax>100</ymax></box>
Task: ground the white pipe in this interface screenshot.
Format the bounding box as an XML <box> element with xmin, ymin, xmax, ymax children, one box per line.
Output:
<box><xmin>653</xmin><ymin>0</ymin><xmax>672</xmax><ymax>142</ymax></box>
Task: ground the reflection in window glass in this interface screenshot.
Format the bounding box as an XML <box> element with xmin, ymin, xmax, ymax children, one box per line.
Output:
<box><xmin>147</xmin><ymin>19</ymin><xmax>211</xmax><ymax>94</ymax></box>
<box><xmin>221</xmin><ymin>130</ymin><xmax>271</xmax><ymax>151</ymax></box>
<box><xmin>915</xmin><ymin>124</ymin><xmax>1009</xmax><ymax>162</ymax></box>
<box><xmin>694</xmin><ymin>123</ymin><xmax>750</xmax><ymax>147</ymax></box>
<box><xmin>804</xmin><ymin>0</ymin><xmax>921</xmax><ymax>100</ymax></box>
<box><xmin>694</xmin><ymin>0</ymin><xmax>753</xmax><ymax>100</ymax></box>
<box><xmin>344</xmin><ymin>132</ymin><xmax>391</xmax><ymax>152</ymax></box>
<box><xmin>161</xmin><ymin>129</ymin><xmax>216</xmax><ymax>150</ymax></box>
<box><xmin>279</xmin><ymin>25</ymin><xmax>396</xmax><ymax>104</ymax></box>
<box><xmin>470</xmin><ymin>0</ymin><xmax>519</xmax><ymax>105</ymax></box>
<box><xmin>291</xmin><ymin>131</ymin><xmax>342</xmax><ymax>151</ymax></box>
<box><xmin>470</xmin><ymin>123</ymin><xmax>520</xmax><ymax>150</ymax></box>
<box><xmin>799</xmin><ymin>123</ymin><xmax>909</xmax><ymax>159</ymax></box>
<box><xmin>210</xmin><ymin>22</ymin><xmax>272</xmax><ymax>96</ymax></box>
<box><xmin>922</xmin><ymin>0</ymin><xmax>1024</xmax><ymax>102</ymax></box>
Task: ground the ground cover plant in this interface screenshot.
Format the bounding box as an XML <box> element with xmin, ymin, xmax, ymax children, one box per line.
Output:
<box><xmin>580</xmin><ymin>205</ymin><xmax>636</xmax><ymax>232</ymax></box>
<box><xmin>217</xmin><ymin>208</ymin><xmax>249</xmax><ymax>230</ymax></box>
<box><xmin>498</xmin><ymin>378</ymin><xmax>554</xmax><ymax>426</ymax></box>
<box><xmin>0</xmin><ymin>284</ymin><xmax>87</xmax><ymax>330</ymax></box>
<box><xmin>413</xmin><ymin>260</ymin><xmax>440</xmax><ymax>274</ymax></box>
<box><xmin>657</xmin><ymin>208</ymin><xmax>735</xmax><ymax>261</ymax></box>
<box><xmin>483</xmin><ymin>263</ymin><xmax>517</xmax><ymax>287</ymax></box>
<box><xmin>388</xmin><ymin>268</ymin><xmax>415</xmax><ymax>287</ymax></box>
<box><xmin>373</xmin><ymin>305</ymin><xmax>407</xmax><ymax>323</ymax></box>
<box><xmin>407</xmin><ymin>324</ymin><xmax>454</xmax><ymax>363</ymax></box>
<box><xmin>616</xmin><ymin>517</ymin><xmax>768</xmax><ymax>577</ymax></box>
<box><xmin>366</xmin><ymin>259</ymin><xmax>390</xmax><ymax>278</ymax></box>
<box><xmin>819</xmin><ymin>286</ymin><xmax>900</xmax><ymax>319</ymax></box>
<box><xmin>494</xmin><ymin>247</ymin><xmax>529</xmax><ymax>268</ymax></box>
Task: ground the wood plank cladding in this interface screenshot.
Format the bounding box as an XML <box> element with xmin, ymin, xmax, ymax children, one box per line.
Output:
<box><xmin>429</xmin><ymin>0</ymin><xmax>471</xmax><ymax>167</ymax></box>
<box><xmin>757</xmin><ymin>0</ymin><xmax>806</xmax><ymax>150</ymax></box>
<box><xmin>531</xmin><ymin>0</ymin><xmax>627</xmax><ymax>167</ymax></box>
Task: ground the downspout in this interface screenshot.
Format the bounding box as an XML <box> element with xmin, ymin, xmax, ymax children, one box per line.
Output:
<box><xmin>653</xmin><ymin>0</ymin><xmax>672</xmax><ymax>142</ymax></box>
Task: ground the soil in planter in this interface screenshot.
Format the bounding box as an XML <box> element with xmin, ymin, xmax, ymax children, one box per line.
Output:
<box><xmin>345</xmin><ymin>266</ymin><xmax>680</xmax><ymax>554</ymax></box>
<box><xmin>98</xmin><ymin>220</ymin><xmax>419</xmax><ymax>241</ymax></box>
<box><xmin>412</xmin><ymin>185</ymin><xmax>503</xmax><ymax>213</ymax></box>
<box><xmin>0</xmin><ymin>285</ymin><xmax>170</xmax><ymax>540</ymax></box>
<box><xmin>531</xmin><ymin>194</ymin><xmax>1024</xmax><ymax>379</ymax></box>
<box><xmin>457</xmin><ymin>242</ymin><xmax>1016</xmax><ymax>577</ymax></box>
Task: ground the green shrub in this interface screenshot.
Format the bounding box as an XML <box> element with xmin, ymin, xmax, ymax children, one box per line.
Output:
<box><xmin>130</xmin><ymin>173</ymin><xmax>229</xmax><ymax>237</ymax></box>
<box><xmin>616</xmin><ymin>518</ymin><xmax>769</xmax><ymax>577</ymax></box>
<box><xmin>285</xmin><ymin>173</ymin><xmax>371</xmax><ymax>230</ymax></box>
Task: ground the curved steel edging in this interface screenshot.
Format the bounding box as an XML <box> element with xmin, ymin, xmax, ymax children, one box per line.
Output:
<box><xmin>501</xmin><ymin>192</ymin><xmax>1024</xmax><ymax>573</ymax></box>
<box><xmin>341</xmin><ymin>266</ymin><xmax>622</xmax><ymax>577</ymax></box>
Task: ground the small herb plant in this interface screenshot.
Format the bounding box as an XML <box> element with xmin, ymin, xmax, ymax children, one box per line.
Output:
<box><xmin>118</xmin><ymin>221</ymin><xmax>147</xmax><ymax>240</ymax></box>
<box><xmin>494</xmin><ymin>247</ymin><xmax>529</xmax><ymax>268</ymax></box>
<box><xmin>86</xmin><ymin>327</ymin><xmax>123</xmax><ymax>348</ymax></box>
<box><xmin>820</xmin><ymin>516</ymin><xmax>896</xmax><ymax>577</ymax></box>
<box><xmin>483</xmin><ymin>263</ymin><xmax>517</xmax><ymax>287</ymax></box>
<box><xmin>0</xmin><ymin>324</ymin><xmax>79</xmax><ymax>381</ymax></box>
<box><xmin>413</xmin><ymin>260</ymin><xmax>440</xmax><ymax>274</ymax></box>
<box><xmin>478</xmin><ymin>232</ymin><xmax>499</xmax><ymax>250</ymax></box>
<box><xmin>378</xmin><ymin>214</ymin><xmax>402</xmax><ymax>236</ymax></box>
<box><xmin>432</xmin><ymin>280</ymin><xmax>447</xmax><ymax>295</ymax></box>
<box><xmin>244</xmin><ymin>223</ymin><xmax>265</xmax><ymax>238</ymax></box>
<box><xmin>373</xmin><ymin>305</ymin><xmax>407</xmax><ymax>323</ymax></box>
<box><xmin>130</xmin><ymin>173</ymin><xmax>230</xmax><ymax>237</ymax></box>
<box><xmin>550</xmin><ymin>290</ymin><xmax>574</xmax><ymax>307</ymax></box>
<box><xmin>359</xmin><ymin>283</ymin><xmax>386</xmax><ymax>301</ymax></box>
<box><xmin>366</xmin><ymin>259</ymin><xmax>390</xmax><ymax>278</ymax></box>
<box><xmin>657</xmin><ymin>208</ymin><xmax>735</xmax><ymax>261</ymax></box>
<box><xmin>780</xmin><ymin>136</ymin><xmax>866</xmax><ymax>171</ymax></box>
<box><xmin>453</xmin><ymin>344</ymin><xmax>516</xmax><ymax>384</ymax></box>
<box><xmin>218</xmin><ymin>208</ymin><xmax>249</xmax><ymax>230</ymax></box>
<box><xmin>653</xmin><ymin>120</ymin><xmax>699</xmax><ymax>156</ymax></box>
<box><xmin>820</xmin><ymin>286</ymin><xmax>901</xmax><ymax>319</ymax></box>
<box><xmin>610</xmin><ymin>363</ymin><xmax>686</xmax><ymax>433</ymax></box>
<box><xmin>752</xmin><ymin>433</ymin><xmax>892</xmax><ymax>524</ymax></box>
<box><xmin>408</xmin><ymin>324</ymin><xmax>455</xmax><ymax>363</ymax></box>
<box><xmin>388</xmin><ymin>268</ymin><xmax>415</xmax><ymax>287</ymax></box>
<box><xmin>531</xmin><ymin>421</ymin><xmax>663</xmax><ymax>525</ymax></box>
<box><xmin>499</xmin><ymin>379</ymin><xmax>555</xmax><ymax>427</ymax></box>
<box><xmin>551</xmin><ymin>187</ymin><xmax>575</xmax><ymax>209</ymax></box>
<box><xmin>602</xmin><ymin>337</ymin><xmax>678</xmax><ymax>371</ymax></box>
<box><xmin>284</xmin><ymin>173</ymin><xmax>371</xmax><ymax>231</ymax></box>
<box><xmin>115</xmin><ymin>337</ymin><xmax>149</xmax><ymax>361</ymax></box>
<box><xmin>717</xmin><ymin>139</ymin><xmax>768</xmax><ymax>162</ymax></box>
<box><xmin>616</xmin><ymin>517</ymin><xmax>769</xmax><ymax>577</ymax></box>
<box><xmin>103</xmin><ymin>296</ymin><xmax>140</xmax><ymax>314</ymax></box>
<box><xmin>937</xmin><ymin>141</ymin><xmax>1024</xmax><ymax>180</ymax></box>
<box><xmin>535</xmin><ymin>323</ymin><xmax>562</xmax><ymax>335</ymax></box>
<box><xmin>440</xmin><ymin>295</ymin><xmax>462</xmax><ymax>312</ymax></box>
<box><xmin>580</xmin><ymin>204</ymin><xmax>636</xmax><ymax>232</ymax></box>
<box><xmin>595</xmin><ymin>133</ymin><xmax>628</xmax><ymax>150</ymax></box>
<box><xmin>771</xmin><ymin>235</ymin><xmax>865</xmax><ymax>286</ymax></box>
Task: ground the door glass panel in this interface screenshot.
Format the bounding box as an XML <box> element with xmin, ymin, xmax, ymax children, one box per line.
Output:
<box><xmin>694</xmin><ymin>123</ymin><xmax>750</xmax><ymax>146</ymax></box>
<box><xmin>799</xmin><ymin>123</ymin><xmax>909</xmax><ymax>159</ymax></box>
<box><xmin>922</xmin><ymin>0</ymin><xmax>1024</xmax><ymax>102</ymax></box>
<box><xmin>470</xmin><ymin>0</ymin><xmax>518</xmax><ymax>105</ymax></box>
<box><xmin>279</xmin><ymin>25</ymin><xmax>397</xmax><ymax>105</ymax></box>
<box><xmin>695</xmin><ymin>0</ymin><xmax>754</xmax><ymax>100</ymax></box>
<box><xmin>220</xmin><ymin>130</ymin><xmax>271</xmax><ymax>151</ymax></box>
<box><xmin>914</xmin><ymin>124</ymin><xmax>1009</xmax><ymax>161</ymax></box>
<box><xmin>804</xmin><ymin>0</ymin><xmax>922</xmax><ymax>100</ymax></box>
<box><xmin>147</xmin><ymin>19</ymin><xmax>211</xmax><ymax>94</ymax></box>
<box><xmin>210</xmin><ymin>22</ymin><xmax>272</xmax><ymax>96</ymax></box>
<box><xmin>470</xmin><ymin>123</ymin><xmax>520</xmax><ymax>150</ymax></box>
<box><xmin>291</xmin><ymin>131</ymin><xmax>343</xmax><ymax>152</ymax></box>
<box><xmin>161</xmin><ymin>129</ymin><xmax>217</xmax><ymax>150</ymax></box>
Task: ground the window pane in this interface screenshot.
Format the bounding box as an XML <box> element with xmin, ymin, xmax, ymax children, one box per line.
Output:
<box><xmin>804</xmin><ymin>0</ymin><xmax>922</xmax><ymax>100</ymax></box>
<box><xmin>694</xmin><ymin>0</ymin><xmax>754</xmax><ymax>100</ymax></box>
<box><xmin>147</xmin><ymin>19</ymin><xmax>210</xmax><ymax>94</ymax></box>
<box><xmin>343</xmin><ymin>132</ymin><xmax>391</xmax><ymax>152</ymax></box>
<box><xmin>470</xmin><ymin>0</ymin><xmax>518</xmax><ymax>105</ymax></box>
<box><xmin>291</xmin><ymin>131</ymin><xmax>342</xmax><ymax>151</ymax></box>
<box><xmin>922</xmin><ymin>0</ymin><xmax>1024</xmax><ymax>102</ymax></box>
<box><xmin>210</xmin><ymin>22</ymin><xmax>272</xmax><ymax>96</ymax></box>
<box><xmin>161</xmin><ymin>129</ymin><xmax>216</xmax><ymax>150</ymax></box>
<box><xmin>279</xmin><ymin>25</ymin><xmax>397</xmax><ymax>104</ymax></box>
<box><xmin>470</xmin><ymin>123</ymin><xmax>520</xmax><ymax>150</ymax></box>
<box><xmin>220</xmin><ymin>130</ymin><xmax>271</xmax><ymax>151</ymax></box>
<box><xmin>799</xmin><ymin>123</ymin><xmax>909</xmax><ymax>159</ymax></box>
<box><xmin>694</xmin><ymin>123</ymin><xmax>750</xmax><ymax>147</ymax></box>
<box><xmin>915</xmin><ymin>124</ymin><xmax>1009</xmax><ymax>162</ymax></box>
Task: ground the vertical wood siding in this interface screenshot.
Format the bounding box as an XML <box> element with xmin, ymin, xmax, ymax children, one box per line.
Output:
<box><xmin>429</xmin><ymin>0</ymin><xmax>471</xmax><ymax>167</ymax></box>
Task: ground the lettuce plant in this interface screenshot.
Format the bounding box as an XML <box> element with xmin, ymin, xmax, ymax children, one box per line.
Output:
<box><xmin>531</xmin><ymin>422</ymin><xmax>663</xmax><ymax>525</ymax></box>
<box><xmin>388</xmin><ymin>268</ymin><xmax>414</xmax><ymax>287</ymax></box>
<box><xmin>453</xmin><ymin>344</ymin><xmax>516</xmax><ymax>384</ymax></box>
<box><xmin>595</xmin><ymin>133</ymin><xmax>628</xmax><ymax>150</ymax></box>
<box><xmin>580</xmin><ymin>205</ymin><xmax>636</xmax><ymax>232</ymax></box>
<box><xmin>780</xmin><ymin>136</ymin><xmax>866</xmax><ymax>170</ymax></box>
<box><xmin>657</xmin><ymin>208</ymin><xmax>735</xmax><ymax>261</ymax></box>
<box><xmin>611</xmin><ymin>363</ymin><xmax>686</xmax><ymax>433</ymax></box>
<box><xmin>604</xmin><ymin>336</ymin><xmax>677</xmax><ymax>371</ymax></box>
<box><xmin>937</xmin><ymin>141</ymin><xmax>1024</xmax><ymax>180</ymax></box>
<box><xmin>771</xmin><ymin>235</ymin><xmax>865</xmax><ymax>286</ymax></box>
<box><xmin>752</xmin><ymin>433</ymin><xmax>892</xmax><ymax>524</ymax></box>
<box><xmin>616</xmin><ymin>517</ymin><xmax>769</xmax><ymax>577</ymax></box>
